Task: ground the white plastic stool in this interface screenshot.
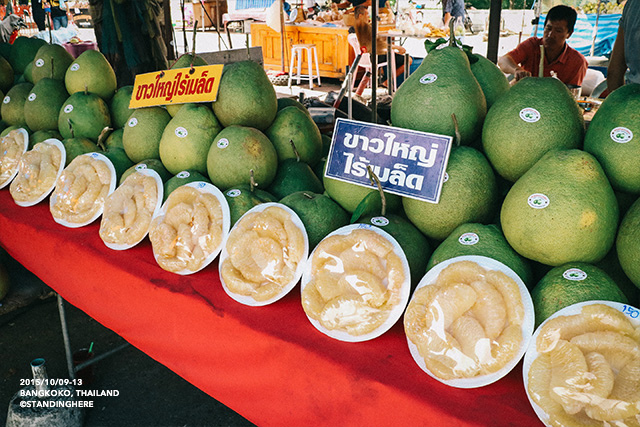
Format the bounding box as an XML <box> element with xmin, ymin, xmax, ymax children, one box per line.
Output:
<box><xmin>288</xmin><ymin>44</ymin><xmax>321</xmax><ymax>89</ymax></box>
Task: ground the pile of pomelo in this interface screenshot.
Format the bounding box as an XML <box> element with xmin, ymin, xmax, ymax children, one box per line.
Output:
<box><xmin>1</xmin><ymin>36</ymin><xmax>639</xmax><ymax>333</ymax></box>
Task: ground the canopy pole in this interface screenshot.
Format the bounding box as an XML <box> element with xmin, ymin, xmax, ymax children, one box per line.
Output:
<box><xmin>486</xmin><ymin>0</ymin><xmax>502</xmax><ymax>62</ymax></box>
<box><xmin>371</xmin><ymin>0</ymin><xmax>378</xmax><ymax>123</ymax></box>
<box><xmin>280</xmin><ymin>0</ymin><xmax>286</xmax><ymax>71</ymax></box>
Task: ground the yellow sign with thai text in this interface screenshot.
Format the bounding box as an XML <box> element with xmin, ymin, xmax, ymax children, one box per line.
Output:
<box><xmin>129</xmin><ymin>65</ymin><xmax>224</xmax><ymax>109</ymax></box>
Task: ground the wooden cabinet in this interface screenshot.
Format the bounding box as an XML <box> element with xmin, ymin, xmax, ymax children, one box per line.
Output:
<box><xmin>251</xmin><ymin>23</ymin><xmax>355</xmax><ymax>79</ymax></box>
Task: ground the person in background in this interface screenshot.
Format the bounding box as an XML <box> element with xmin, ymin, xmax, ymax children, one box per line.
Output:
<box><xmin>607</xmin><ymin>0</ymin><xmax>639</xmax><ymax>92</ymax></box>
<box><xmin>442</xmin><ymin>0</ymin><xmax>465</xmax><ymax>28</ymax></box>
<box><xmin>45</xmin><ymin>0</ymin><xmax>68</xmax><ymax>29</ymax></box>
<box><xmin>497</xmin><ymin>5</ymin><xmax>588</xmax><ymax>86</ymax></box>
<box><xmin>31</xmin><ymin>0</ymin><xmax>46</xmax><ymax>31</ymax></box>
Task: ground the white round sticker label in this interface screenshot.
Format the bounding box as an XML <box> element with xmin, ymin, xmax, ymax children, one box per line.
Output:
<box><xmin>226</xmin><ymin>189</ymin><xmax>242</xmax><ymax>197</ymax></box>
<box><xmin>217</xmin><ymin>138</ymin><xmax>229</xmax><ymax>149</ymax></box>
<box><xmin>420</xmin><ymin>74</ymin><xmax>438</xmax><ymax>84</ymax></box>
<box><xmin>610</xmin><ymin>127</ymin><xmax>633</xmax><ymax>143</ymax></box>
<box><xmin>35</xmin><ymin>58</ymin><xmax>45</xmax><ymax>67</ymax></box>
<box><xmin>563</xmin><ymin>268</ymin><xmax>587</xmax><ymax>281</ymax></box>
<box><xmin>70</xmin><ymin>63</ymin><xmax>80</xmax><ymax>71</ymax></box>
<box><xmin>135</xmin><ymin>164</ymin><xmax>148</xmax><ymax>171</ymax></box>
<box><xmin>175</xmin><ymin>127</ymin><xmax>188</xmax><ymax>138</ymax></box>
<box><xmin>528</xmin><ymin>193</ymin><xmax>550</xmax><ymax>209</ymax></box>
<box><xmin>458</xmin><ymin>232</ymin><xmax>479</xmax><ymax>245</ymax></box>
<box><xmin>63</xmin><ymin>104</ymin><xmax>74</xmax><ymax>114</ymax></box>
<box><xmin>370</xmin><ymin>216</ymin><xmax>389</xmax><ymax>227</ymax></box>
<box><xmin>443</xmin><ymin>172</ymin><xmax>449</xmax><ymax>183</ymax></box>
<box><xmin>28</xmin><ymin>93</ymin><xmax>36</xmax><ymax>101</ymax></box>
<box><xmin>177</xmin><ymin>171</ymin><xmax>190</xmax><ymax>179</ymax></box>
<box><xmin>519</xmin><ymin>108</ymin><xmax>541</xmax><ymax>123</ymax></box>
<box><xmin>128</xmin><ymin>118</ymin><xmax>138</xmax><ymax>127</ymax></box>
<box><xmin>3</xmin><ymin>96</ymin><xmax>10</xmax><ymax>104</ymax></box>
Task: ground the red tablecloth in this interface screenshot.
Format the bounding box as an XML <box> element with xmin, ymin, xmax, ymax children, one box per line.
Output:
<box><xmin>0</xmin><ymin>189</ymin><xmax>542</xmax><ymax>427</ymax></box>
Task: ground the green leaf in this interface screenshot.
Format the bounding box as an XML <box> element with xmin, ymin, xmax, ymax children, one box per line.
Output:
<box><xmin>350</xmin><ymin>191</ymin><xmax>382</xmax><ymax>223</ymax></box>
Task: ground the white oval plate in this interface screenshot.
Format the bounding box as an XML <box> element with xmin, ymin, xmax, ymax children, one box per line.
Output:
<box><xmin>0</xmin><ymin>128</ymin><xmax>29</xmax><ymax>189</ymax></box>
<box><xmin>219</xmin><ymin>202</ymin><xmax>309</xmax><ymax>306</ymax></box>
<box><xmin>301</xmin><ymin>223</ymin><xmax>411</xmax><ymax>343</ymax></box>
<box><xmin>406</xmin><ymin>255</ymin><xmax>535</xmax><ymax>389</ymax></box>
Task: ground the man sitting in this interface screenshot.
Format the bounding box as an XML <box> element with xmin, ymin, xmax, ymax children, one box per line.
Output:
<box><xmin>498</xmin><ymin>5</ymin><xmax>588</xmax><ymax>86</ymax></box>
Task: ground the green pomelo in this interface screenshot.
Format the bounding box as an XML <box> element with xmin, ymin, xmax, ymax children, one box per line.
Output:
<box><xmin>0</xmin><ymin>42</ymin><xmax>10</xmax><ymax>60</ymax></box>
<box><xmin>24</xmin><ymin>78</ymin><xmax>69</xmax><ymax>131</ymax></box>
<box><xmin>164</xmin><ymin>170</ymin><xmax>210</xmax><ymax>203</ymax></box>
<box><xmin>212</xmin><ymin>60</ymin><xmax>277</xmax><ymax>131</ymax></box>
<box><xmin>224</xmin><ymin>184</ymin><xmax>278</xmax><ymax>226</ymax></box>
<box><xmin>171</xmin><ymin>53</ymin><xmax>208</xmax><ymax>69</ymax></box>
<box><xmin>30</xmin><ymin>129</ymin><xmax>62</xmax><ymax>149</ymax></box>
<box><xmin>268</xmin><ymin>158</ymin><xmax>323</xmax><ymax>200</ymax></box>
<box><xmin>104</xmin><ymin>128</ymin><xmax>124</xmax><ymax>150</ymax></box>
<box><xmin>359</xmin><ymin>213</ymin><xmax>431</xmax><ymax>288</ymax></box>
<box><xmin>280</xmin><ymin>191</ymin><xmax>349</xmax><ymax>250</ymax></box>
<box><xmin>617</xmin><ymin>196</ymin><xmax>640</xmax><ymax>288</ymax></box>
<box><xmin>595</xmin><ymin>247</ymin><xmax>640</xmax><ymax>306</ymax></box>
<box><xmin>166</xmin><ymin>103</ymin><xmax>183</xmax><ymax>117</ymax></box>
<box><xmin>0</xmin><ymin>259</ymin><xmax>9</xmax><ymax>301</ymax></box>
<box><xmin>427</xmin><ymin>222</ymin><xmax>532</xmax><ymax>286</ymax></box>
<box><xmin>109</xmin><ymin>85</ymin><xmax>134</xmax><ymax>128</ymax></box>
<box><xmin>1</xmin><ymin>125</ymin><xmax>31</xmax><ymax>137</ymax></box>
<box><xmin>321</xmin><ymin>134</ymin><xmax>331</xmax><ymax>158</ymax></box>
<box><xmin>482</xmin><ymin>77</ymin><xmax>584</xmax><ymax>182</ymax></box>
<box><xmin>207</xmin><ymin>125</ymin><xmax>278</xmax><ymax>189</ymax></box>
<box><xmin>58</xmin><ymin>91</ymin><xmax>111</xmax><ymax>141</ymax></box>
<box><xmin>1</xmin><ymin>82</ymin><xmax>33</xmax><ymax>126</ymax></box>
<box><xmin>469</xmin><ymin>53</ymin><xmax>510</xmax><ymax>109</ymax></box>
<box><xmin>265</xmin><ymin>106</ymin><xmax>323</xmax><ymax>165</ymax></box>
<box><xmin>31</xmin><ymin>43</ymin><xmax>74</xmax><ymax>83</ymax></box>
<box><xmin>531</xmin><ymin>262</ymin><xmax>627</xmax><ymax>327</ymax></box>
<box><xmin>0</xmin><ymin>56</ymin><xmax>14</xmax><ymax>93</ymax></box>
<box><xmin>583</xmin><ymin>84</ymin><xmax>640</xmax><ymax>193</ymax></box>
<box><xmin>23</xmin><ymin>61</ymin><xmax>34</xmax><ymax>84</ymax></box>
<box><xmin>103</xmin><ymin>147</ymin><xmax>134</xmax><ymax>181</ymax></box>
<box><xmin>159</xmin><ymin>103</ymin><xmax>221</xmax><ymax>176</ymax></box>
<box><xmin>501</xmin><ymin>149</ymin><xmax>618</xmax><ymax>266</ymax></box>
<box><xmin>9</xmin><ymin>37</ymin><xmax>47</xmax><ymax>75</ymax></box>
<box><xmin>120</xmin><ymin>159</ymin><xmax>172</xmax><ymax>186</ymax></box>
<box><xmin>403</xmin><ymin>146</ymin><xmax>497</xmax><ymax>241</ymax></box>
<box><xmin>390</xmin><ymin>45</ymin><xmax>486</xmax><ymax>145</ymax></box>
<box><xmin>277</xmin><ymin>97</ymin><xmax>310</xmax><ymax>115</ymax></box>
<box><xmin>65</xmin><ymin>49</ymin><xmax>117</xmax><ymax>100</ymax></box>
<box><xmin>322</xmin><ymin>176</ymin><xmax>401</xmax><ymax>214</ymax></box>
<box><xmin>122</xmin><ymin>106</ymin><xmax>172</xmax><ymax>163</ymax></box>
<box><xmin>62</xmin><ymin>138</ymin><xmax>99</xmax><ymax>166</ymax></box>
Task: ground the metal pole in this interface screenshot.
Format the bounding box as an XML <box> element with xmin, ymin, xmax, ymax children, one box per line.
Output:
<box><xmin>371</xmin><ymin>0</ymin><xmax>378</xmax><ymax>123</ymax></box>
<box><xmin>590</xmin><ymin>0</ymin><xmax>602</xmax><ymax>57</ymax></box>
<box><xmin>57</xmin><ymin>294</ymin><xmax>76</xmax><ymax>380</ymax></box>
<box><xmin>486</xmin><ymin>0</ymin><xmax>502</xmax><ymax>62</ymax></box>
<box><xmin>280</xmin><ymin>0</ymin><xmax>286</xmax><ymax>72</ymax></box>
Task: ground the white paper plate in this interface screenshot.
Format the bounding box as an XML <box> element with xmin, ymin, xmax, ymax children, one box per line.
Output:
<box><xmin>100</xmin><ymin>168</ymin><xmax>164</xmax><ymax>251</ymax></box>
<box><xmin>0</xmin><ymin>128</ymin><xmax>29</xmax><ymax>189</ymax></box>
<box><xmin>219</xmin><ymin>202</ymin><xmax>309</xmax><ymax>306</ymax></box>
<box><xmin>11</xmin><ymin>138</ymin><xmax>66</xmax><ymax>207</ymax></box>
<box><xmin>150</xmin><ymin>181</ymin><xmax>230</xmax><ymax>275</ymax></box>
<box><xmin>301</xmin><ymin>223</ymin><xmax>412</xmax><ymax>343</ymax></box>
<box><xmin>522</xmin><ymin>300</ymin><xmax>640</xmax><ymax>427</ymax></box>
<box><xmin>50</xmin><ymin>152</ymin><xmax>117</xmax><ymax>228</ymax></box>
<box><xmin>406</xmin><ymin>255</ymin><xmax>535</xmax><ymax>388</ymax></box>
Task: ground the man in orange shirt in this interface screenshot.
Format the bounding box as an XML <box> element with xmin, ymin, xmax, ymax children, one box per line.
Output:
<box><xmin>498</xmin><ymin>5</ymin><xmax>588</xmax><ymax>86</ymax></box>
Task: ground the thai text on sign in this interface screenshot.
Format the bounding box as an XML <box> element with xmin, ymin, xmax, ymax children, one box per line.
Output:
<box><xmin>325</xmin><ymin>118</ymin><xmax>452</xmax><ymax>204</ymax></box>
<box><xmin>129</xmin><ymin>65</ymin><xmax>224</xmax><ymax>109</ymax></box>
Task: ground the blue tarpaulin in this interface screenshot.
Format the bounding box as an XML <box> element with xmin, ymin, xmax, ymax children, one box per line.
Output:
<box><xmin>235</xmin><ymin>0</ymin><xmax>275</xmax><ymax>10</ymax></box>
<box><xmin>533</xmin><ymin>13</ymin><xmax>621</xmax><ymax>57</ymax></box>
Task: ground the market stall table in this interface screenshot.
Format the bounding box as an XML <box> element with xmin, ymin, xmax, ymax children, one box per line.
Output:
<box><xmin>0</xmin><ymin>189</ymin><xmax>542</xmax><ymax>427</ymax></box>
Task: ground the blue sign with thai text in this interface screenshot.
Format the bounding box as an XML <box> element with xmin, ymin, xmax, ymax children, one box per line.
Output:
<box><xmin>325</xmin><ymin>118</ymin><xmax>452</xmax><ymax>204</ymax></box>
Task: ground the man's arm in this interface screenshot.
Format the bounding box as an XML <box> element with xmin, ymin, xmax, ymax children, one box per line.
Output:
<box><xmin>607</xmin><ymin>25</ymin><xmax>626</xmax><ymax>92</ymax></box>
<box><xmin>498</xmin><ymin>54</ymin><xmax>531</xmax><ymax>81</ymax></box>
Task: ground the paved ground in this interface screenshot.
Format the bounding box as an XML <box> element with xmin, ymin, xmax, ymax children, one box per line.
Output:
<box><xmin>0</xmin><ymin>253</ymin><xmax>254</xmax><ymax>427</ymax></box>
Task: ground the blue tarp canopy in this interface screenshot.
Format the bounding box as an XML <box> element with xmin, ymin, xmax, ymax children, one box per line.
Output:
<box><xmin>533</xmin><ymin>13</ymin><xmax>621</xmax><ymax>56</ymax></box>
<box><xmin>235</xmin><ymin>0</ymin><xmax>275</xmax><ymax>10</ymax></box>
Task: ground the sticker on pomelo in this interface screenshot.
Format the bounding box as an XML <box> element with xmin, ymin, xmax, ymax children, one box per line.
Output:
<box><xmin>370</xmin><ymin>216</ymin><xmax>389</xmax><ymax>227</ymax></box>
<box><xmin>27</xmin><ymin>93</ymin><xmax>36</xmax><ymax>102</ymax></box>
<box><xmin>420</xmin><ymin>74</ymin><xmax>438</xmax><ymax>84</ymax></box>
<box><xmin>217</xmin><ymin>138</ymin><xmax>229</xmax><ymax>149</ymax></box>
<box><xmin>610</xmin><ymin>127</ymin><xmax>633</xmax><ymax>143</ymax></box>
<box><xmin>226</xmin><ymin>189</ymin><xmax>241</xmax><ymax>197</ymax></box>
<box><xmin>458</xmin><ymin>232</ymin><xmax>479</xmax><ymax>245</ymax></box>
<box><xmin>63</xmin><ymin>104</ymin><xmax>73</xmax><ymax>114</ymax></box>
<box><xmin>35</xmin><ymin>58</ymin><xmax>45</xmax><ymax>67</ymax></box>
<box><xmin>562</xmin><ymin>268</ymin><xmax>587</xmax><ymax>281</ymax></box>
<box><xmin>527</xmin><ymin>193</ymin><xmax>549</xmax><ymax>209</ymax></box>
<box><xmin>177</xmin><ymin>171</ymin><xmax>190</xmax><ymax>179</ymax></box>
<box><xmin>443</xmin><ymin>172</ymin><xmax>449</xmax><ymax>182</ymax></box>
<box><xmin>135</xmin><ymin>163</ymin><xmax>148</xmax><ymax>171</ymax></box>
<box><xmin>3</xmin><ymin>96</ymin><xmax>10</xmax><ymax>104</ymax></box>
<box><xmin>175</xmin><ymin>127</ymin><xmax>188</xmax><ymax>138</ymax></box>
<box><xmin>128</xmin><ymin>118</ymin><xmax>138</xmax><ymax>127</ymax></box>
<box><xmin>70</xmin><ymin>63</ymin><xmax>80</xmax><ymax>71</ymax></box>
<box><xmin>519</xmin><ymin>108</ymin><xmax>540</xmax><ymax>123</ymax></box>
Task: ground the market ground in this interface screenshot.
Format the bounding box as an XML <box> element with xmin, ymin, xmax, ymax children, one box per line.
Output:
<box><xmin>0</xmin><ymin>253</ymin><xmax>256</xmax><ymax>426</ymax></box>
